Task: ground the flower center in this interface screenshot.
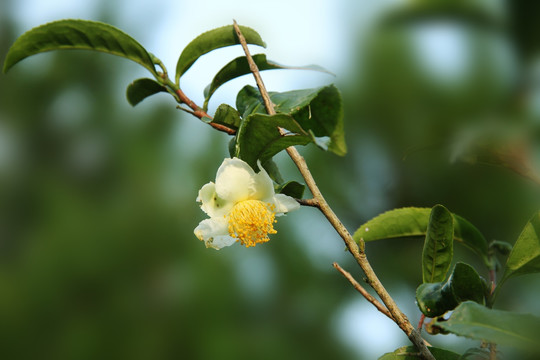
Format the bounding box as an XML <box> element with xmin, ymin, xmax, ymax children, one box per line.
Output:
<box><xmin>228</xmin><ymin>200</ymin><xmax>277</xmax><ymax>247</ymax></box>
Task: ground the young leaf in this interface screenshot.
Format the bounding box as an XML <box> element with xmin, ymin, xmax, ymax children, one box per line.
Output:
<box><xmin>422</xmin><ymin>205</ymin><xmax>454</xmax><ymax>283</ymax></box>
<box><xmin>210</xmin><ymin>104</ymin><xmax>242</xmax><ymax>131</ymax></box>
<box><xmin>234</xmin><ymin>113</ymin><xmax>312</xmax><ymax>169</ymax></box>
<box><xmin>501</xmin><ymin>211</ymin><xmax>540</xmax><ymax>283</ymax></box>
<box><xmin>378</xmin><ymin>345</ymin><xmax>460</xmax><ymax>360</ymax></box>
<box><xmin>416</xmin><ymin>282</ymin><xmax>458</xmax><ymax>318</ymax></box>
<box><xmin>444</xmin><ymin>262</ymin><xmax>486</xmax><ymax>305</ymax></box>
<box><xmin>416</xmin><ymin>262</ymin><xmax>486</xmax><ymax>318</ymax></box>
<box><xmin>3</xmin><ymin>19</ymin><xmax>157</xmax><ymax>75</ymax></box>
<box><xmin>353</xmin><ymin>207</ymin><xmax>490</xmax><ymax>267</ymax></box>
<box><xmin>203</xmin><ymin>54</ymin><xmax>333</xmax><ymax>110</ymax></box>
<box><xmin>175</xmin><ymin>25</ymin><xmax>265</xmax><ymax>83</ymax></box>
<box><xmin>126</xmin><ymin>78</ymin><xmax>167</xmax><ymax>106</ymax></box>
<box><xmin>236</xmin><ymin>85</ymin><xmax>346</xmax><ymax>156</ymax></box>
<box><xmin>434</xmin><ymin>301</ymin><xmax>540</xmax><ymax>352</ymax></box>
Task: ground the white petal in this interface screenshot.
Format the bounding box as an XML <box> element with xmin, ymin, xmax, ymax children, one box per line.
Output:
<box><xmin>197</xmin><ymin>182</ymin><xmax>233</xmax><ymax>218</ymax></box>
<box><xmin>272</xmin><ymin>193</ymin><xmax>300</xmax><ymax>214</ymax></box>
<box><xmin>251</xmin><ymin>161</ymin><xmax>275</xmax><ymax>200</ymax></box>
<box><xmin>215</xmin><ymin>158</ymin><xmax>255</xmax><ymax>202</ymax></box>
<box><xmin>194</xmin><ymin>217</ymin><xmax>236</xmax><ymax>250</ymax></box>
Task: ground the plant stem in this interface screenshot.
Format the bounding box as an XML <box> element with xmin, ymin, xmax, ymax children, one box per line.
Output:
<box><xmin>233</xmin><ymin>20</ymin><xmax>435</xmax><ymax>360</ymax></box>
<box><xmin>159</xmin><ymin>76</ymin><xmax>237</xmax><ymax>135</ymax></box>
<box><xmin>333</xmin><ymin>262</ymin><xmax>393</xmax><ymax>320</ymax></box>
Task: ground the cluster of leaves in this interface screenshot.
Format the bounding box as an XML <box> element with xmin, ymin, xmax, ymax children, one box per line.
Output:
<box><xmin>355</xmin><ymin>206</ymin><xmax>540</xmax><ymax>358</ymax></box>
<box><xmin>3</xmin><ymin>19</ymin><xmax>345</xmax><ymax>199</ymax></box>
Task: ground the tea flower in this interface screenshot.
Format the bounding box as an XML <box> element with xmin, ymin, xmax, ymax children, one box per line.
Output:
<box><xmin>194</xmin><ymin>157</ymin><xmax>300</xmax><ymax>249</ymax></box>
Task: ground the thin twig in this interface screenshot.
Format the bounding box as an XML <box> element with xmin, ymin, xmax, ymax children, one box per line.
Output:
<box><xmin>418</xmin><ymin>314</ymin><xmax>426</xmax><ymax>332</ymax></box>
<box><xmin>333</xmin><ymin>262</ymin><xmax>393</xmax><ymax>320</ymax></box>
<box><xmin>232</xmin><ymin>21</ymin><xmax>435</xmax><ymax>360</ymax></box>
<box><xmin>173</xmin><ymin>88</ymin><xmax>236</xmax><ymax>135</ymax></box>
<box><xmin>296</xmin><ymin>198</ymin><xmax>319</xmax><ymax>207</ymax></box>
<box><xmin>233</xmin><ymin>20</ymin><xmax>274</xmax><ymax>115</ymax></box>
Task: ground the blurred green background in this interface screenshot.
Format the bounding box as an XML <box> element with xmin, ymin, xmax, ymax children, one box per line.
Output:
<box><xmin>1</xmin><ymin>0</ymin><xmax>540</xmax><ymax>359</ymax></box>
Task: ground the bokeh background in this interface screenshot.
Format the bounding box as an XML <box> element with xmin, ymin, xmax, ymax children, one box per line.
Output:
<box><xmin>1</xmin><ymin>0</ymin><xmax>540</xmax><ymax>359</ymax></box>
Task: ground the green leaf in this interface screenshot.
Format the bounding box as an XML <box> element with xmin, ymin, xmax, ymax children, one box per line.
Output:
<box><xmin>126</xmin><ymin>78</ymin><xmax>167</xmax><ymax>106</ymax></box>
<box><xmin>416</xmin><ymin>263</ymin><xmax>485</xmax><ymax>318</ymax></box>
<box><xmin>203</xmin><ymin>54</ymin><xmax>333</xmax><ymax>110</ymax></box>
<box><xmin>445</xmin><ymin>262</ymin><xmax>486</xmax><ymax>305</ymax></box>
<box><xmin>501</xmin><ymin>211</ymin><xmax>540</xmax><ymax>283</ymax></box>
<box><xmin>353</xmin><ymin>207</ymin><xmax>490</xmax><ymax>267</ymax></box>
<box><xmin>434</xmin><ymin>301</ymin><xmax>540</xmax><ymax>351</ymax></box>
<box><xmin>261</xmin><ymin>159</ymin><xmax>284</xmax><ymax>184</ymax></box>
<box><xmin>236</xmin><ymin>85</ymin><xmax>346</xmax><ymax>156</ymax></box>
<box><xmin>3</xmin><ymin>19</ymin><xmax>157</xmax><ymax>75</ymax></box>
<box><xmin>210</xmin><ymin>104</ymin><xmax>242</xmax><ymax>131</ymax></box>
<box><xmin>416</xmin><ymin>282</ymin><xmax>458</xmax><ymax>318</ymax></box>
<box><xmin>234</xmin><ymin>113</ymin><xmax>312</xmax><ymax>169</ymax></box>
<box><xmin>276</xmin><ymin>181</ymin><xmax>305</xmax><ymax>199</ymax></box>
<box><xmin>422</xmin><ymin>205</ymin><xmax>454</xmax><ymax>283</ymax></box>
<box><xmin>175</xmin><ymin>25</ymin><xmax>265</xmax><ymax>83</ymax></box>
<box><xmin>378</xmin><ymin>345</ymin><xmax>460</xmax><ymax>360</ymax></box>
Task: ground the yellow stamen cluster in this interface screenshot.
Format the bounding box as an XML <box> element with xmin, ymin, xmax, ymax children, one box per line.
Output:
<box><xmin>228</xmin><ymin>200</ymin><xmax>277</xmax><ymax>247</ymax></box>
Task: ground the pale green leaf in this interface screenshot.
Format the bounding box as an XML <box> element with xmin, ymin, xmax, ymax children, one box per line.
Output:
<box><xmin>501</xmin><ymin>211</ymin><xmax>540</xmax><ymax>282</ymax></box>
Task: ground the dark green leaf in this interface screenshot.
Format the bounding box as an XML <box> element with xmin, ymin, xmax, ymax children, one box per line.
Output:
<box><xmin>3</xmin><ymin>19</ymin><xmax>157</xmax><ymax>75</ymax></box>
<box><xmin>435</xmin><ymin>301</ymin><xmax>540</xmax><ymax>352</ymax></box>
<box><xmin>445</xmin><ymin>262</ymin><xmax>486</xmax><ymax>305</ymax></box>
<box><xmin>353</xmin><ymin>207</ymin><xmax>490</xmax><ymax>267</ymax></box>
<box><xmin>203</xmin><ymin>54</ymin><xmax>333</xmax><ymax>110</ymax></box>
<box><xmin>416</xmin><ymin>282</ymin><xmax>457</xmax><ymax>318</ymax></box>
<box><xmin>234</xmin><ymin>113</ymin><xmax>312</xmax><ymax>169</ymax></box>
<box><xmin>415</xmin><ymin>262</ymin><xmax>486</xmax><ymax>318</ymax></box>
<box><xmin>228</xmin><ymin>137</ymin><xmax>237</xmax><ymax>158</ymax></box>
<box><xmin>261</xmin><ymin>159</ymin><xmax>284</xmax><ymax>184</ymax></box>
<box><xmin>126</xmin><ymin>78</ymin><xmax>167</xmax><ymax>106</ymax></box>
<box><xmin>501</xmin><ymin>211</ymin><xmax>540</xmax><ymax>283</ymax></box>
<box><xmin>422</xmin><ymin>205</ymin><xmax>454</xmax><ymax>283</ymax></box>
<box><xmin>236</xmin><ymin>85</ymin><xmax>346</xmax><ymax>156</ymax></box>
<box><xmin>175</xmin><ymin>25</ymin><xmax>265</xmax><ymax>83</ymax></box>
<box><xmin>210</xmin><ymin>104</ymin><xmax>242</xmax><ymax>130</ymax></box>
<box><xmin>276</xmin><ymin>181</ymin><xmax>305</xmax><ymax>199</ymax></box>
<box><xmin>378</xmin><ymin>345</ymin><xmax>460</xmax><ymax>360</ymax></box>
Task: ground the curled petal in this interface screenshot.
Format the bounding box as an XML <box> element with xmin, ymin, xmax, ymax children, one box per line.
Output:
<box><xmin>272</xmin><ymin>193</ymin><xmax>300</xmax><ymax>215</ymax></box>
<box><xmin>194</xmin><ymin>217</ymin><xmax>236</xmax><ymax>250</ymax></box>
<box><xmin>215</xmin><ymin>158</ymin><xmax>255</xmax><ymax>202</ymax></box>
<box><xmin>198</xmin><ymin>182</ymin><xmax>233</xmax><ymax>218</ymax></box>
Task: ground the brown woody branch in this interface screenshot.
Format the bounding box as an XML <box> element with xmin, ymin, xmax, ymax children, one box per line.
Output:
<box><xmin>232</xmin><ymin>20</ymin><xmax>435</xmax><ymax>360</ymax></box>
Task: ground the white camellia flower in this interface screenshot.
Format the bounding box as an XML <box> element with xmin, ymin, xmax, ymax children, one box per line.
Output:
<box><xmin>194</xmin><ymin>157</ymin><xmax>300</xmax><ymax>249</ymax></box>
